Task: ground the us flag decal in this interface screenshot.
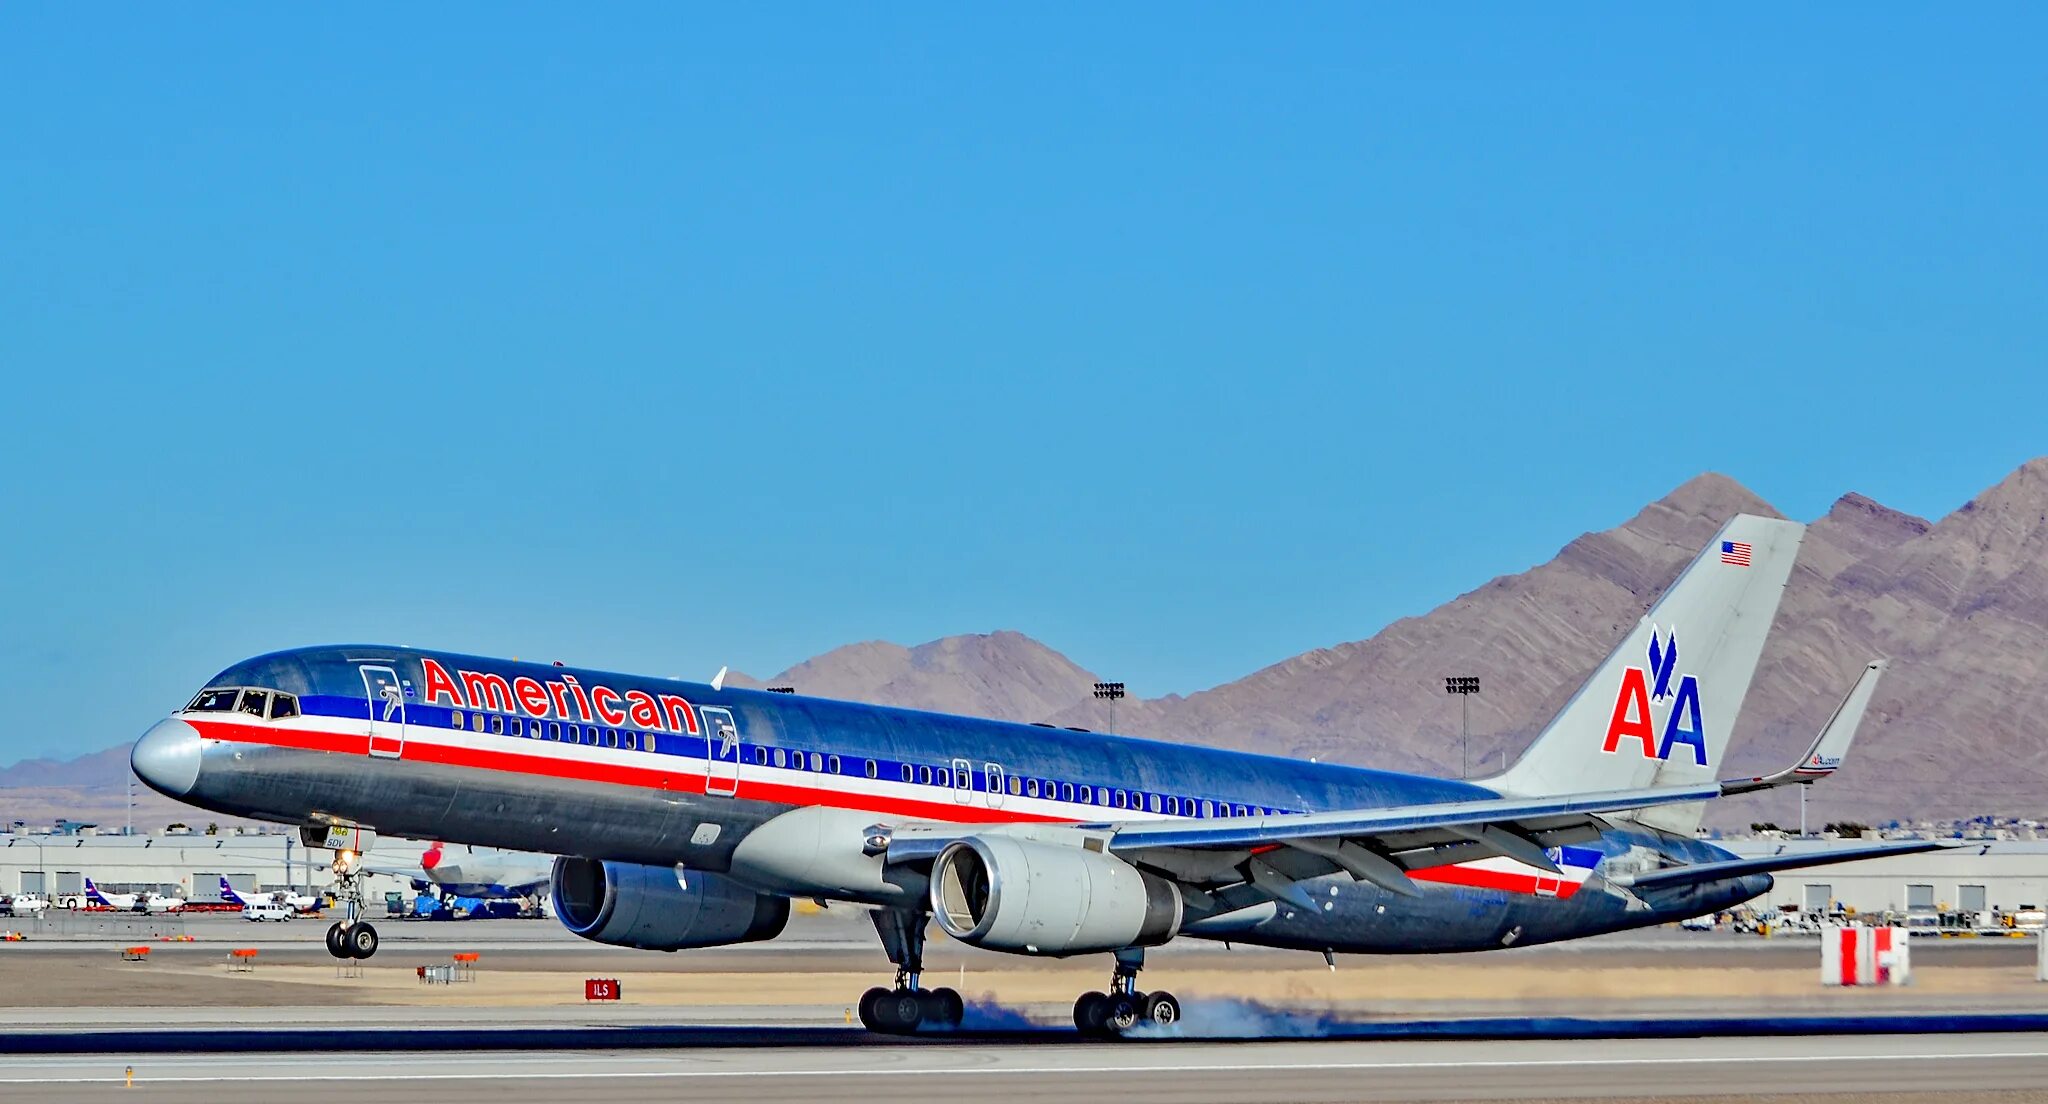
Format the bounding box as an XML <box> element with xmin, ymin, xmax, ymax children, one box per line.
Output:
<box><xmin>1720</xmin><ymin>540</ymin><xmax>1753</xmax><ymax>567</ymax></box>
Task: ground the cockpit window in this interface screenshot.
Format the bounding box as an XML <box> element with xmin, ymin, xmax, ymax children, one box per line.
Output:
<box><xmin>237</xmin><ymin>691</ymin><xmax>271</xmax><ymax>718</ymax></box>
<box><xmin>269</xmin><ymin>694</ymin><xmax>299</xmax><ymax>720</ymax></box>
<box><xmin>189</xmin><ymin>688</ymin><xmax>242</xmax><ymax>712</ymax></box>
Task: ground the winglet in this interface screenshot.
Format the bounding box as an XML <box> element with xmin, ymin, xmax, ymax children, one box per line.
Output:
<box><xmin>711</xmin><ymin>666</ymin><xmax>728</xmax><ymax>692</ymax></box>
<box><xmin>1721</xmin><ymin>659</ymin><xmax>1885</xmax><ymax>796</ymax></box>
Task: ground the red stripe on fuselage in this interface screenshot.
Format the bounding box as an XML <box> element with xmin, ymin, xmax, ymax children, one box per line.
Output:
<box><xmin>182</xmin><ymin>717</ymin><xmax>1591</xmax><ymax>900</ymax></box>
<box><xmin>182</xmin><ymin>718</ymin><xmax>1070</xmax><ymax>826</ymax></box>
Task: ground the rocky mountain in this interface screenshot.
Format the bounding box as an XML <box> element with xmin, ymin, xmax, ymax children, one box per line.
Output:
<box><xmin>738</xmin><ymin>462</ymin><xmax>2048</xmax><ymax>825</ymax></box>
<box><xmin>12</xmin><ymin>460</ymin><xmax>2048</xmax><ymax>827</ymax></box>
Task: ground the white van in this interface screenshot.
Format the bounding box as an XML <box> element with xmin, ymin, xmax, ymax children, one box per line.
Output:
<box><xmin>241</xmin><ymin>900</ymin><xmax>294</xmax><ymax>922</ymax></box>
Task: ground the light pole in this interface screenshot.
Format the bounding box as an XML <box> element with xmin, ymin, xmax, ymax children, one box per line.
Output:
<box><xmin>1444</xmin><ymin>676</ymin><xmax>1480</xmax><ymax>779</ymax></box>
<box><xmin>1093</xmin><ymin>682</ymin><xmax>1125</xmax><ymax>732</ymax></box>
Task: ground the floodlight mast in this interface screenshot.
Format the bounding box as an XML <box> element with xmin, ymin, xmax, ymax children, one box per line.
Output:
<box><xmin>1444</xmin><ymin>676</ymin><xmax>1480</xmax><ymax>779</ymax></box>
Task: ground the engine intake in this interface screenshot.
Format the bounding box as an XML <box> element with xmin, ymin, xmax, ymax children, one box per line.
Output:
<box><xmin>552</xmin><ymin>857</ymin><xmax>788</xmax><ymax>951</ymax></box>
<box><xmin>930</xmin><ymin>835</ymin><xmax>1181</xmax><ymax>955</ymax></box>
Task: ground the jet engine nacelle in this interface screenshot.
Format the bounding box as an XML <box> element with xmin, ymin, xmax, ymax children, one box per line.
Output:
<box><xmin>930</xmin><ymin>835</ymin><xmax>1181</xmax><ymax>955</ymax></box>
<box><xmin>551</xmin><ymin>857</ymin><xmax>789</xmax><ymax>952</ymax></box>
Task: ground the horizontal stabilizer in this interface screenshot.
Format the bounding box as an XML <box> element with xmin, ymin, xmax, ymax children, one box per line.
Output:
<box><xmin>1617</xmin><ymin>839</ymin><xmax>1955</xmax><ymax>891</ymax></box>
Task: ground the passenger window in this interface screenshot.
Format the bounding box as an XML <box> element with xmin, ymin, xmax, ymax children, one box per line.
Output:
<box><xmin>1026</xmin><ymin>779</ymin><xmax>1041</xmax><ymax>798</ymax></box>
<box><xmin>865</xmin><ymin>759</ymin><xmax>878</xmax><ymax>779</ymax></box>
<box><xmin>1113</xmin><ymin>790</ymin><xmax>1127</xmax><ymax>810</ymax></box>
<box><xmin>472</xmin><ymin>713</ymin><xmax>485</xmax><ymax>733</ymax></box>
<box><xmin>1166</xmin><ymin>796</ymin><xmax>1179</xmax><ymax>816</ymax></box>
<box><xmin>269</xmin><ymin>694</ymin><xmax>298</xmax><ymax>720</ymax></box>
<box><xmin>491</xmin><ymin>716</ymin><xmax>504</xmax><ymax>735</ymax></box>
<box><xmin>646</xmin><ymin>734</ymin><xmax>657</xmax><ymax>753</ymax></box>
<box><xmin>811</xmin><ymin>753</ymin><xmax>824</xmax><ymax>772</ymax></box>
<box><xmin>623</xmin><ymin>732</ymin><xmax>636</xmax><ymax>750</ymax></box>
<box><xmin>1233</xmin><ymin>804</ymin><xmax>1248</xmax><ymax>817</ymax></box>
<box><xmin>1095</xmin><ymin>787</ymin><xmax>1108</xmax><ymax>805</ymax></box>
<box><xmin>899</xmin><ymin>764</ymin><xmax>912</xmax><ymax>783</ymax></box>
<box><xmin>607</xmin><ymin>730</ymin><xmax>619</xmax><ymax>748</ymax></box>
<box><xmin>773</xmin><ymin>748</ymin><xmax>786</xmax><ymax>768</ymax></box>
<box><xmin>1007</xmin><ymin>776</ymin><xmax>1022</xmax><ymax>796</ymax></box>
<box><xmin>917</xmin><ymin>765</ymin><xmax>932</xmax><ymax>786</ymax></box>
<box><xmin>828</xmin><ymin>755</ymin><xmax>841</xmax><ymax>774</ymax></box>
<box><xmin>1148</xmin><ymin>794</ymin><xmax>1162</xmax><ymax>813</ymax></box>
<box><xmin>510</xmin><ymin>718</ymin><xmax>522</xmax><ymax>737</ymax></box>
<box><xmin>1202</xmin><ymin>801</ymin><xmax>1215</xmax><ymax>819</ymax></box>
<box><xmin>547</xmin><ymin>721</ymin><xmax>560</xmax><ymax>741</ymax></box>
<box><xmin>188</xmin><ymin>688</ymin><xmax>242</xmax><ymax>712</ymax></box>
<box><xmin>755</xmin><ymin>748</ymin><xmax>768</xmax><ymax>766</ymax></box>
<box><xmin>1061</xmin><ymin>782</ymin><xmax>1074</xmax><ymax>802</ymax></box>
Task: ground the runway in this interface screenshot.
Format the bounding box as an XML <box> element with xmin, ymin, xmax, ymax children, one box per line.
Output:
<box><xmin>9</xmin><ymin>1034</ymin><xmax>2048</xmax><ymax>1102</ymax></box>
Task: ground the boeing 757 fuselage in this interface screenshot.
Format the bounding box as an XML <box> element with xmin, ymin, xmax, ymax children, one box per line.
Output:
<box><xmin>132</xmin><ymin>515</ymin><xmax>1941</xmax><ymax>1035</ymax></box>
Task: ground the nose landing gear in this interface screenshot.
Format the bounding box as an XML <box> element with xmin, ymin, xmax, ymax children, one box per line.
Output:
<box><xmin>857</xmin><ymin>907</ymin><xmax>964</xmax><ymax>1034</ymax></box>
<box><xmin>1073</xmin><ymin>947</ymin><xmax>1179</xmax><ymax>1037</ymax></box>
<box><xmin>323</xmin><ymin>848</ymin><xmax>379</xmax><ymax>960</ymax></box>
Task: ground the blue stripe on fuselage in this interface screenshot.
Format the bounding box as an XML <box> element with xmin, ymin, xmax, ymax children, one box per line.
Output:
<box><xmin>204</xmin><ymin>645</ymin><xmax>1501</xmax><ymax>819</ymax></box>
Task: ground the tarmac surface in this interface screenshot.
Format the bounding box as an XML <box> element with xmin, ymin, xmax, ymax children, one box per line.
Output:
<box><xmin>7</xmin><ymin>910</ymin><xmax>2048</xmax><ymax>1099</ymax></box>
<box><xmin>7</xmin><ymin>1034</ymin><xmax>2048</xmax><ymax>1103</ymax></box>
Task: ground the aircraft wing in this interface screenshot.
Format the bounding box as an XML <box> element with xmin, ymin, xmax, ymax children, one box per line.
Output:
<box><xmin>1615</xmin><ymin>839</ymin><xmax>1956</xmax><ymax>891</ymax></box>
<box><xmin>1720</xmin><ymin>660</ymin><xmax>1885</xmax><ymax>797</ymax></box>
<box><xmin>888</xmin><ymin>782</ymin><xmax>1720</xmax><ymax>902</ymax></box>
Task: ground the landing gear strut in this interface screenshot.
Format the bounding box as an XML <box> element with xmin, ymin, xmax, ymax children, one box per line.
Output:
<box><xmin>1073</xmin><ymin>947</ymin><xmax>1179</xmax><ymax>1037</ymax></box>
<box><xmin>857</xmin><ymin>907</ymin><xmax>963</xmax><ymax>1034</ymax></box>
<box><xmin>324</xmin><ymin>848</ymin><xmax>379</xmax><ymax>961</ymax></box>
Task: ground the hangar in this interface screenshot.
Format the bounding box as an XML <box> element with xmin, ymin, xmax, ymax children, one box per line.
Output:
<box><xmin>0</xmin><ymin>831</ymin><xmax>433</xmax><ymax>903</ymax></box>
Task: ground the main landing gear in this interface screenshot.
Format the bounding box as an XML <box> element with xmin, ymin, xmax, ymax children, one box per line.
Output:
<box><xmin>858</xmin><ymin>907</ymin><xmax>964</xmax><ymax>1034</ymax></box>
<box><xmin>1073</xmin><ymin>947</ymin><xmax>1179</xmax><ymax>1037</ymax></box>
<box><xmin>323</xmin><ymin>848</ymin><xmax>379</xmax><ymax>961</ymax></box>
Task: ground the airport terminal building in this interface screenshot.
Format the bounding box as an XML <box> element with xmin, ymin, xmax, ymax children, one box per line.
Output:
<box><xmin>0</xmin><ymin>830</ymin><xmax>2039</xmax><ymax>918</ymax></box>
<box><xmin>0</xmin><ymin>831</ymin><xmax>432</xmax><ymax>903</ymax></box>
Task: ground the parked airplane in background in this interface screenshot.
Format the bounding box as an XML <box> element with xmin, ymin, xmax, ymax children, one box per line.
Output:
<box><xmin>368</xmin><ymin>842</ymin><xmax>551</xmax><ymax>903</ymax></box>
<box><xmin>84</xmin><ymin>879</ymin><xmax>183</xmax><ymax>914</ymax></box>
<box><xmin>4</xmin><ymin>893</ymin><xmax>50</xmax><ymax>917</ymax></box>
<box><xmin>217</xmin><ymin>877</ymin><xmax>319</xmax><ymax>914</ymax></box>
<box><xmin>132</xmin><ymin>517</ymin><xmax>1947</xmax><ymax>1035</ymax></box>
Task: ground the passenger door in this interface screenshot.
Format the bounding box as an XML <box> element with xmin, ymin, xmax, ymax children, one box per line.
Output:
<box><xmin>360</xmin><ymin>665</ymin><xmax>406</xmax><ymax>759</ymax></box>
<box><xmin>951</xmin><ymin>757</ymin><xmax>973</xmax><ymax>805</ymax></box>
<box><xmin>984</xmin><ymin>762</ymin><xmax>1007</xmax><ymax>809</ymax></box>
<box><xmin>701</xmin><ymin>706</ymin><xmax>740</xmax><ymax>798</ymax></box>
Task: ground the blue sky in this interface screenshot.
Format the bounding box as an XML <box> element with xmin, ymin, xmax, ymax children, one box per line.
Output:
<box><xmin>3</xmin><ymin>8</ymin><xmax>2044</xmax><ymax>765</ymax></box>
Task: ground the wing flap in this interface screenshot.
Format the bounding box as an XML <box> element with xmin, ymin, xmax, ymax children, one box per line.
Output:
<box><xmin>1102</xmin><ymin>783</ymin><xmax>1720</xmax><ymax>854</ymax></box>
<box><xmin>1617</xmin><ymin>839</ymin><xmax>1955</xmax><ymax>891</ymax></box>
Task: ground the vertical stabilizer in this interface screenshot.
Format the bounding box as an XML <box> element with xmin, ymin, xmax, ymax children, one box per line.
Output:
<box><xmin>1488</xmin><ymin>514</ymin><xmax>1802</xmax><ymax>835</ymax></box>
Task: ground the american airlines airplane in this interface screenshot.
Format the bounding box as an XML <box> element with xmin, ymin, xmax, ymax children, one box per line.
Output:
<box><xmin>131</xmin><ymin>517</ymin><xmax>1943</xmax><ymax>1035</ymax></box>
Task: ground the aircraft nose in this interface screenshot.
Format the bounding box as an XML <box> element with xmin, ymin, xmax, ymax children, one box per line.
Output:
<box><xmin>131</xmin><ymin>717</ymin><xmax>203</xmax><ymax>798</ymax></box>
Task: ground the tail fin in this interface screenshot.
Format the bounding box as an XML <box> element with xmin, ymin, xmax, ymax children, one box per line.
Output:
<box><xmin>1489</xmin><ymin>513</ymin><xmax>1802</xmax><ymax>834</ymax></box>
<box><xmin>218</xmin><ymin>876</ymin><xmax>243</xmax><ymax>905</ymax></box>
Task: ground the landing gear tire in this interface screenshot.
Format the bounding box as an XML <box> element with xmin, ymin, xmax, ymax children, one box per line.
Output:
<box><xmin>874</xmin><ymin>988</ymin><xmax>926</xmax><ymax>1034</ymax></box>
<box><xmin>1142</xmin><ymin>991</ymin><xmax>1181</xmax><ymax>1029</ymax></box>
<box><xmin>346</xmin><ymin>922</ymin><xmax>379</xmax><ymax>959</ymax></box>
<box><xmin>857</xmin><ymin>987</ymin><xmax>891</xmax><ymax>1032</ymax></box>
<box><xmin>324</xmin><ymin>922</ymin><xmax>349</xmax><ymax>960</ymax></box>
<box><xmin>1102</xmin><ymin>992</ymin><xmax>1142</xmax><ymax>1034</ymax></box>
<box><xmin>1074</xmin><ymin>991</ymin><xmax>1109</xmax><ymax>1035</ymax></box>
<box><xmin>921</xmin><ymin>987</ymin><xmax>964</xmax><ymax>1028</ymax></box>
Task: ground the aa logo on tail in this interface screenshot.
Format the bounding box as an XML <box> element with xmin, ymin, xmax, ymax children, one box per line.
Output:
<box><xmin>1601</xmin><ymin>627</ymin><xmax>1708</xmax><ymax>766</ymax></box>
